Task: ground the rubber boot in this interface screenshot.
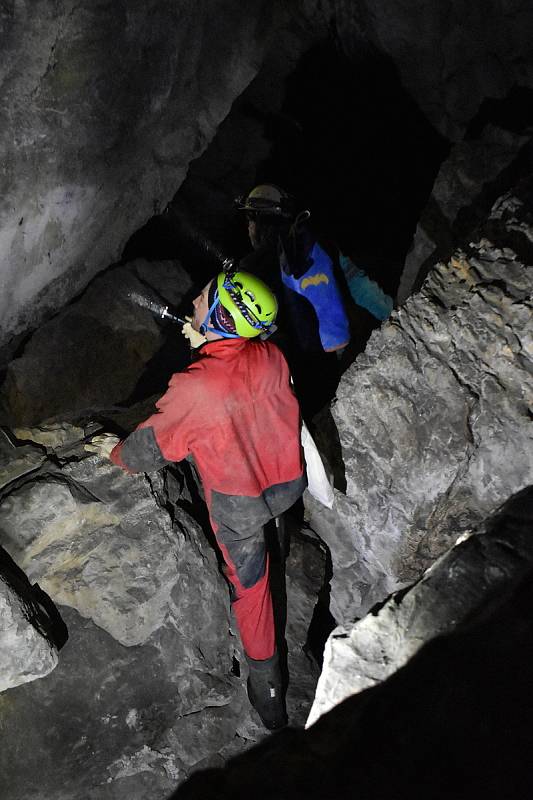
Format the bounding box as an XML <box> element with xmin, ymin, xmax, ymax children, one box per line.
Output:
<box><xmin>275</xmin><ymin>514</ymin><xmax>290</xmax><ymax>561</ymax></box>
<box><xmin>246</xmin><ymin>650</ymin><xmax>288</xmax><ymax>731</ymax></box>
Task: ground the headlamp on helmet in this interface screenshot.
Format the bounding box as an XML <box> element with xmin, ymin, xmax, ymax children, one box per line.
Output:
<box><xmin>234</xmin><ymin>184</ymin><xmax>293</xmax><ymax>219</ymax></box>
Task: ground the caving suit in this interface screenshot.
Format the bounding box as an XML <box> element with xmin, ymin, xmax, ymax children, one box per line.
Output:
<box><xmin>110</xmin><ymin>337</ymin><xmax>306</xmax><ymax>661</ymax></box>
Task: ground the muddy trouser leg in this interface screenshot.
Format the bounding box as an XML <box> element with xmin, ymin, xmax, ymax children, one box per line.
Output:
<box><xmin>212</xmin><ymin>519</ymin><xmax>287</xmax><ymax>730</ymax></box>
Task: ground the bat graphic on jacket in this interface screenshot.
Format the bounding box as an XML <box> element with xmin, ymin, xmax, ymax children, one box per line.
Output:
<box><xmin>300</xmin><ymin>272</ymin><xmax>330</xmax><ymax>290</ymax></box>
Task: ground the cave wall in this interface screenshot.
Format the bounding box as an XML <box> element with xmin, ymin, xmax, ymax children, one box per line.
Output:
<box><xmin>0</xmin><ymin>5</ymin><xmax>532</xmax><ymax>795</ymax></box>
<box><xmin>397</xmin><ymin>124</ymin><xmax>533</xmax><ymax>304</ymax></box>
<box><xmin>0</xmin><ymin>423</ymin><xmax>325</xmax><ymax>797</ymax></box>
<box><xmin>172</xmin><ymin>489</ymin><xmax>533</xmax><ymax>800</ymax></box>
<box><xmin>0</xmin><ymin>0</ymin><xmax>285</xmax><ymax>357</ymax></box>
<box><xmin>307</xmin><ymin>486</ymin><xmax>533</xmax><ymax>726</ymax></box>
<box><xmin>3</xmin><ymin>1</ymin><xmax>533</xmax><ymax>361</ymax></box>
<box><xmin>309</xmin><ymin>177</ymin><xmax>533</xmax><ymax>623</ymax></box>
<box><xmin>304</xmin><ymin>0</ymin><xmax>533</xmax><ymax>139</ymax></box>
<box><xmin>0</xmin><ymin>257</ymin><xmax>193</xmax><ymax>426</ymax></box>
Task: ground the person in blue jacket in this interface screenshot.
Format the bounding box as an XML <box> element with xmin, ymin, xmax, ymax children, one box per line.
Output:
<box><xmin>235</xmin><ymin>184</ymin><xmax>350</xmax><ymax>420</ymax></box>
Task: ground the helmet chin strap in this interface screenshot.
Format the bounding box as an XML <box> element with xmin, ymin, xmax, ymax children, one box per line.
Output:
<box><xmin>199</xmin><ymin>288</ymin><xmax>240</xmax><ymax>339</ymax></box>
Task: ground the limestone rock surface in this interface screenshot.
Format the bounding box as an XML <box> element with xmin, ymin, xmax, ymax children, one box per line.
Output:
<box><xmin>0</xmin><ymin>563</ymin><xmax>58</xmax><ymax>692</ymax></box>
<box><xmin>171</xmin><ymin>488</ymin><xmax>533</xmax><ymax>800</ymax></box>
<box><xmin>0</xmin><ymin>457</ymin><xmax>187</xmax><ymax>647</ymax></box>
<box><xmin>0</xmin><ymin>427</ymin><xmax>48</xmax><ymax>491</ymax></box>
<box><xmin>0</xmin><ymin>425</ymin><xmax>244</xmax><ymax>797</ymax></box>
<box><xmin>0</xmin><ymin>0</ymin><xmax>284</xmax><ymax>354</ymax></box>
<box><xmin>308</xmin><ymin>487</ymin><xmax>533</xmax><ymax>725</ymax></box>
<box><xmin>0</xmin><ymin>258</ymin><xmax>191</xmax><ymax>426</ymax></box>
<box><xmin>309</xmin><ymin>181</ymin><xmax>533</xmax><ymax>623</ymax></box>
<box><xmin>397</xmin><ymin>125</ymin><xmax>533</xmax><ymax>303</ymax></box>
<box><xmin>0</xmin><ymin>425</ymin><xmax>324</xmax><ymax>798</ymax></box>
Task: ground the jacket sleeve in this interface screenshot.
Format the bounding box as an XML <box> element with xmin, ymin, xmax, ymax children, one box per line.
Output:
<box><xmin>110</xmin><ymin>427</ymin><xmax>170</xmax><ymax>473</ymax></box>
<box><xmin>110</xmin><ymin>371</ymin><xmax>200</xmax><ymax>473</ymax></box>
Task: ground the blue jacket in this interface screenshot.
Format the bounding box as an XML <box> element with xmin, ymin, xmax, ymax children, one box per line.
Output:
<box><xmin>280</xmin><ymin>233</ymin><xmax>350</xmax><ymax>353</ymax></box>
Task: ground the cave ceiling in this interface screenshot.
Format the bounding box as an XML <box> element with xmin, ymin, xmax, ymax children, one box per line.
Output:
<box><xmin>1</xmin><ymin>0</ymin><xmax>533</xmax><ymax>360</ymax></box>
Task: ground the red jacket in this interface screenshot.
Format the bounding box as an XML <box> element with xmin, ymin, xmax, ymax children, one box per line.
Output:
<box><xmin>111</xmin><ymin>338</ymin><xmax>305</xmax><ymax>528</ymax></box>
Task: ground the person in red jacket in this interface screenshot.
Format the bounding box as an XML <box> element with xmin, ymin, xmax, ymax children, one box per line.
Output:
<box><xmin>89</xmin><ymin>271</ymin><xmax>306</xmax><ymax>730</ymax></box>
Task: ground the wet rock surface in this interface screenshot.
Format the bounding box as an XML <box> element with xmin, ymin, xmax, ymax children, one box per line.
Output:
<box><xmin>0</xmin><ymin>425</ymin><xmax>324</xmax><ymax>799</ymax></box>
<box><xmin>171</xmin><ymin>488</ymin><xmax>533</xmax><ymax>800</ymax></box>
<box><xmin>309</xmin><ymin>181</ymin><xmax>533</xmax><ymax>623</ymax></box>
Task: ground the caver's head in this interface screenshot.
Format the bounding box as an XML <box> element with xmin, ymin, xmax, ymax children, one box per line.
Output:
<box><xmin>234</xmin><ymin>184</ymin><xmax>293</xmax><ymax>250</ymax></box>
<box><xmin>192</xmin><ymin>271</ymin><xmax>278</xmax><ymax>339</ymax></box>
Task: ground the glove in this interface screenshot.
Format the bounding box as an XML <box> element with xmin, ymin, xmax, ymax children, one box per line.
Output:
<box><xmin>84</xmin><ymin>433</ymin><xmax>120</xmax><ymax>459</ymax></box>
<box><xmin>182</xmin><ymin>316</ymin><xmax>207</xmax><ymax>348</ymax></box>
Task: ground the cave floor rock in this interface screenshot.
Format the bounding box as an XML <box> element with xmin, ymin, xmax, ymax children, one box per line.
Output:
<box><xmin>0</xmin><ymin>553</ymin><xmax>321</xmax><ymax>800</ymax></box>
<box><xmin>170</xmin><ymin>488</ymin><xmax>533</xmax><ymax>800</ymax></box>
<box><xmin>0</xmin><ymin>426</ymin><xmax>324</xmax><ymax>800</ymax></box>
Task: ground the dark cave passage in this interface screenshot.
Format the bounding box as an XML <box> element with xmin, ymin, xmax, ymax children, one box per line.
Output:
<box><xmin>465</xmin><ymin>85</ymin><xmax>533</xmax><ymax>139</ymax></box>
<box><xmin>255</xmin><ymin>42</ymin><xmax>450</xmax><ymax>297</ymax></box>
<box><xmin>123</xmin><ymin>40</ymin><xmax>450</xmax><ymax>300</ymax></box>
<box><xmin>119</xmin><ymin>38</ymin><xmax>452</xmax><ymax>411</ymax></box>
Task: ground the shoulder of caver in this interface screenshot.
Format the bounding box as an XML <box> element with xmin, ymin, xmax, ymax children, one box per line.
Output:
<box><xmin>154</xmin><ymin>364</ymin><xmax>211</xmax><ymax>413</ymax></box>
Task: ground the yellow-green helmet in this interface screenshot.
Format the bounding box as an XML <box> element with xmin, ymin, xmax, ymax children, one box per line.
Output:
<box><xmin>216</xmin><ymin>271</ymin><xmax>278</xmax><ymax>338</ymax></box>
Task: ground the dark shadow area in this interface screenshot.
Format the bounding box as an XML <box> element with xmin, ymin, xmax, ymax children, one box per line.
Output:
<box><xmin>125</xmin><ymin>316</ymin><xmax>191</xmax><ymax>406</ymax></box>
<box><xmin>465</xmin><ymin>85</ymin><xmax>533</xmax><ymax>139</ymax></box>
<box><xmin>460</xmin><ymin>148</ymin><xmax>533</xmax><ymax>260</ymax></box>
<box><xmin>266</xmin><ymin>509</ymin><xmax>336</xmax><ymax>675</ymax></box>
<box><xmin>412</xmin><ymin>96</ymin><xmax>533</xmax><ymax>297</ymax></box>
<box><xmin>121</xmin><ymin>207</ymin><xmax>231</xmax><ymax>285</ymax></box>
<box><xmin>304</xmin><ymin>544</ymin><xmax>335</xmax><ymax>668</ymax></box>
<box><xmin>121</xmin><ymin>214</ymin><xmax>185</xmax><ymax>264</ymax></box>
<box><xmin>120</xmin><ymin>273</ymin><xmax>202</xmax><ymax>409</ymax></box>
<box><xmin>126</xmin><ymin>332</ymin><xmax>188</xmax><ymax>403</ymax></box>
<box><xmin>311</xmin><ymin>405</ymin><xmax>347</xmax><ymax>493</ymax></box>
<box><xmin>165</xmin><ymin>461</ymin><xmax>221</xmax><ymax>559</ymax></box>
<box><xmin>172</xmin><ymin>564</ymin><xmax>533</xmax><ymax>800</ymax></box>
<box><xmin>122</xmin><ymin>39</ymin><xmax>449</xmax><ymax>306</ymax></box>
<box><xmin>256</xmin><ymin>41</ymin><xmax>450</xmax><ymax>298</ymax></box>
